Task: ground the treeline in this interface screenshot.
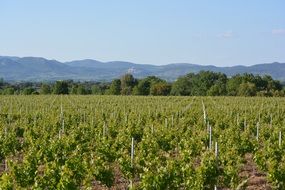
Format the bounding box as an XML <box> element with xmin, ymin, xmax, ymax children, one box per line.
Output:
<box><xmin>0</xmin><ymin>71</ymin><xmax>284</xmax><ymax>96</ymax></box>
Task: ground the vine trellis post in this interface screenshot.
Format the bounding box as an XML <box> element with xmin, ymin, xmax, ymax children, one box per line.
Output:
<box><xmin>209</xmin><ymin>125</ymin><xmax>212</xmax><ymax>150</ymax></box>
<box><xmin>279</xmin><ymin>131</ymin><xmax>282</xmax><ymax>147</ymax></box>
<box><xmin>130</xmin><ymin>137</ymin><xmax>135</xmax><ymax>189</ymax></box>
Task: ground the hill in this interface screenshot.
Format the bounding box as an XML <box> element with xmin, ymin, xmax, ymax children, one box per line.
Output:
<box><xmin>0</xmin><ymin>56</ymin><xmax>284</xmax><ymax>81</ymax></box>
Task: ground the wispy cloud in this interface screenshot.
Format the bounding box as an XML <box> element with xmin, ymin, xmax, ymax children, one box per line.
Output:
<box><xmin>218</xmin><ymin>31</ymin><xmax>234</xmax><ymax>39</ymax></box>
<box><xmin>272</xmin><ymin>29</ymin><xmax>285</xmax><ymax>35</ymax></box>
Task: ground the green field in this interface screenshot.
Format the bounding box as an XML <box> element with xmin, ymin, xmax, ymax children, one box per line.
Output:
<box><xmin>0</xmin><ymin>96</ymin><xmax>284</xmax><ymax>189</ymax></box>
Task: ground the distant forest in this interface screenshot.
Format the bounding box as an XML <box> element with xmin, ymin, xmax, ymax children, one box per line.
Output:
<box><xmin>0</xmin><ymin>71</ymin><xmax>284</xmax><ymax>97</ymax></box>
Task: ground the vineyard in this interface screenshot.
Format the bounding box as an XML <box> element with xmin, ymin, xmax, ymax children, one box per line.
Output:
<box><xmin>0</xmin><ymin>95</ymin><xmax>284</xmax><ymax>189</ymax></box>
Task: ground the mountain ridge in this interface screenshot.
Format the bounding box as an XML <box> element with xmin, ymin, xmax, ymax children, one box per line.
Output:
<box><xmin>0</xmin><ymin>56</ymin><xmax>284</xmax><ymax>82</ymax></box>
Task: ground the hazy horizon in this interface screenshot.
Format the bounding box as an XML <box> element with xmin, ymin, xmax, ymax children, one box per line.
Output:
<box><xmin>1</xmin><ymin>0</ymin><xmax>285</xmax><ymax>66</ymax></box>
<box><xmin>1</xmin><ymin>54</ymin><xmax>284</xmax><ymax>67</ymax></box>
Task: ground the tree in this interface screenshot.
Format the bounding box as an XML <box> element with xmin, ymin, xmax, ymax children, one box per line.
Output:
<box><xmin>133</xmin><ymin>80</ymin><xmax>151</xmax><ymax>95</ymax></box>
<box><xmin>120</xmin><ymin>74</ymin><xmax>136</xmax><ymax>95</ymax></box>
<box><xmin>77</xmin><ymin>85</ymin><xmax>87</xmax><ymax>95</ymax></box>
<box><xmin>226</xmin><ymin>73</ymin><xmax>283</xmax><ymax>97</ymax></box>
<box><xmin>238</xmin><ymin>82</ymin><xmax>257</xmax><ymax>96</ymax></box>
<box><xmin>145</xmin><ymin>76</ymin><xmax>164</xmax><ymax>84</ymax></box>
<box><xmin>22</xmin><ymin>87</ymin><xmax>35</xmax><ymax>95</ymax></box>
<box><xmin>40</xmin><ymin>84</ymin><xmax>51</xmax><ymax>94</ymax></box>
<box><xmin>170</xmin><ymin>73</ymin><xmax>194</xmax><ymax>96</ymax></box>
<box><xmin>171</xmin><ymin>71</ymin><xmax>227</xmax><ymax>96</ymax></box>
<box><xmin>133</xmin><ymin>76</ymin><xmax>165</xmax><ymax>95</ymax></box>
<box><xmin>2</xmin><ymin>87</ymin><xmax>15</xmax><ymax>95</ymax></box>
<box><xmin>91</xmin><ymin>85</ymin><xmax>103</xmax><ymax>95</ymax></box>
<box><xmin>263</xmin><ymin>75</ymin><xmax>282</xmax><ymax>92</ymax></box>
<box><xmin>207</xmin><ymin>82</ymin><xmax>227</xmax><ymax>96</ymax></box>
<box><xmin>70</xmin><ymin>84</ymin><xmax>78</xmax><ymax>94</ymax></box>
<box><xmin>108</xmin><ymin>79</ymin><xmax>121</xmax><ymax>95</ymax></box>
<box><xmin>191</xmin><ymin>71</ymin><xmax>227</xmax><ymax>96</ymax></box>
<box><xmin>53</xmin><ymin>81</ymin><xmax>69</xmax><ymax>94</ymax></box>
<box><xmin>227</xmin><ymin>75</ymin><xmax>242</xmax><ymax>96</ymax></box>
<box><xmin>150</xmin><ymin>82</ymin><xmax>171</xmax><ymax>96</ymax></box>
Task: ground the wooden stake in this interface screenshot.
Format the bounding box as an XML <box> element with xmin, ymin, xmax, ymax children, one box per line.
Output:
<box><xmin>131</xmin><ymin>137</ymin><xmax>134</xmax><ymax>167</ymax></box>
<box><xmin>279</xmin><ymin>131</ymin><xmax>282</xmax><ymax>147</ymax></box>
<box><xmin>202</xmin><ymin>101</ymin><xmax>207</xmax><ymax>124</ymax></box>
<box><xmin>256</xmin><ymin>122</ymin><xmax>259</xmax><ymax>141</ymax></box>
<box><xmin>209</xmin><ymin>125</ymin><xmax>212</xmax><ymax>149</ymax></box>
<box><xmin>215</xmin><ymin>142</ymin><xmax>218</xmax><ymax>158</ymax></box>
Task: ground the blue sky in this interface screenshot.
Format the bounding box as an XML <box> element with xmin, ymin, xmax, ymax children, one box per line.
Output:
<box><xmin>1</xmin><ymin>0</ymin><xmax>285</xmax><ymax>66</ymax></box>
